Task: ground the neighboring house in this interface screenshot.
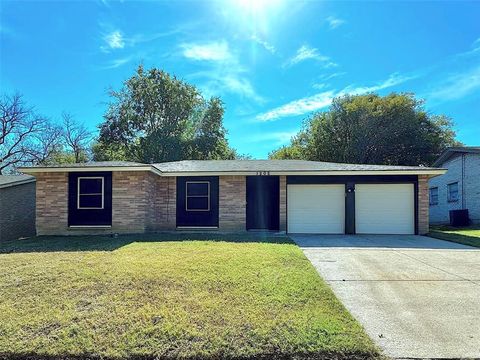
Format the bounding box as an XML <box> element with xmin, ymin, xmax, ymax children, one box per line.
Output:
<box><xmin>0</xmin><ymin>175</ymin><xmax>36</xmax><ymax>242</ymax></box>
<box><xmin>20</xmin><ymin>160</ymin><xmax>445</xmax><ymax>236</ymax></box>
<box><xmin>429</xmin><ymin>147</ymin><xmax>480</xmax><ymax>224</ymax></box>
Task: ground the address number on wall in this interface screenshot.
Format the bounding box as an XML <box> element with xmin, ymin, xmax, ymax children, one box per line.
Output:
<box><xmin>255</xmin><ymin>171</ymin><xmax>271</xmax><ymax>176</ymax></box>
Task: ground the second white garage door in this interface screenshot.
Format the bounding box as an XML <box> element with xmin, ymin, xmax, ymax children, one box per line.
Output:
<box><xmin>355</xmin><ymin>183</ymin><xmax>415</xmax><ymax>234</ymax></box>
<box><xmin>287</xmin><ymin>184</ymin><xmax>345</xmax><ymax>234</ymax></box>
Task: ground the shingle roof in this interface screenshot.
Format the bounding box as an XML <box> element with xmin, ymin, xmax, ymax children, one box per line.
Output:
<box><xmin>19</xmin><ymin>159</ymin><xmax>444</xmax><ymax>175</ymax></box>
<box><xmin>153</xmin><ymin>160</ymin><xmax>441</xmax><ymax>173</ymax></box>
<box><xmin>0</xmin><ymin>175</ymin><xmax>35</xmax><ymax>189</ymax></box>
<box><xmin>24</xmin><ymin>161</ymin><xmax>146</xmax><ymax>168</ymax></box>
<box><xmin>433</xmin><ymin>147</ymin><xmax>480</xmax><ymax>167</ymax></box>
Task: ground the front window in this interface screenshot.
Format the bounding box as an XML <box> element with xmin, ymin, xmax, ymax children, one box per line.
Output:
<box><xmin>429</xmin><ymin>187</ymin><xmax>438</xmax><ymax>205</ymax></box>
<box><xmin>77</xmin><ymin>177</ymin><xmax>104</xmax><ymax>209</ymax></box>
<box><xmin>447</xmin><ymin>182</ymin><xmax>459</xmax><ymax>202</ymax></box>
<box><xmin>186</xmin><ymin>181</ymin><xmax>210</xmax><ymax>211</ymax></box>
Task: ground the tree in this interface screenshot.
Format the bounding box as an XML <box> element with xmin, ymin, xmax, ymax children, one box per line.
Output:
<box><xmin>95</xmin><ymin>65</ymin><xmax>237</xmax><ymax>163</ymax></box>
<box><xmin>62</xmin><ymin>112</ymin><xmax>91</xmax><ymax>163</ymax></box>
<box><xmin>268</xmin><ymin>144</ymin><xmax>303</xmax><ymax>160</ymax></box>
<box><xmin>0</xmin><ymin>93</ymin><xmax>62</xmax><ymax>174</ymax></box>
<box><xmin>269</xmin><ymin>93</ymin><xmax>460</xmax><ymax>166</ymax></box>
<box><xmin>91</xmin><ymin>141</ymin><xmax>127</xmax><ymax>162</ymax></box>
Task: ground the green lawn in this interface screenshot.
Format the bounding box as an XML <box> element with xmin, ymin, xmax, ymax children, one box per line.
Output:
<box><xmin>428</xmin><ymin>225</ymin><xmax>480</xmax><ymax>248</ymax></box>
<box><xmin>0</xmin><ymin>233</ymin><xmax>379</xmax><ymax>360</ymax></box>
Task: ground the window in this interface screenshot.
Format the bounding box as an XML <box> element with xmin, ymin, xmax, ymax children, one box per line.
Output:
<box><xmin>77</xmin><ymin>177</ymin><xmax>104</xmax><ymax>209</ymax></box>
<box><xmin>447</xmin><ymin>182</ymin><xmax>459</xmax><ymax>202</ymax></box>
<box><xmin>186</xmin><ymin>181</ymin><xmax>210</xmax><ymax>211</ymax></box>
<box><xmin>429</xmin><ymin>187</ymin><xmax>438</xmax><ymax>205</ymax></box>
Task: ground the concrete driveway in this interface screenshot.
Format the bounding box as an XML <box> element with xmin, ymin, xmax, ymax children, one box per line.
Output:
<box><xmin>291</xmin><ymin>234</ymin><xmax>480</xmax><ymax>359</ymax></box>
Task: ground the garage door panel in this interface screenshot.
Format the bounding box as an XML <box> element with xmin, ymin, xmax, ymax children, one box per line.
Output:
<box><xmin>288</xmin><ymin>184</ymin><xmax>345</xmax><ymax>234</ymax></box>
<box><xmin>355</xmin><ymin>184</ymin><xmax>414</xmax><ymax>234</ymax></box>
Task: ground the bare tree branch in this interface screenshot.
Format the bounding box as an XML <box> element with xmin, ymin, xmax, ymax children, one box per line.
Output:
<box><xmin>62</xmin><ymin>112</ymin><xmax>92</xmax><ymax>163</ymax></box>
<box><xmin>0</xmin><ymin>93</ymin><xmax>63</xmax><ymax>174</ymax></box>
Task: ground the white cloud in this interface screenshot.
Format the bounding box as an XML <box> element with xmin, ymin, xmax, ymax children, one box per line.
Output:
<box><xmin>248</xmin><ymin>130</ymin><xmax>299</xmax><ymax>145</ymax></box>
<box><xmin>340</xmin><ymin>73</ymin><xmax>414</xmax><ymax>96</ymax></box>
<box><xmin>256</xmin><ymin>73</ymin><xmax>413</xmax><ymax>122</ymax></box>
<box><xmin>471</xmin><ymin>37</ymin><xmax>480</xmax><ymax>52</ymax></box>
<box><xmin>425</xmin><ymin>65</ymin><xmax>480</xmax><ymax>102</ymax></box>
<box><xmin>102</xmin><ymin>30</ymin><xmax>125</xmax><ymax>51</ymax></box>
<box><xmin>326</xmin><ymin>16</ymin><xmax>345</xmax><ymax>29</ymax></box>
<box><xmin>257</xmin><ymin>90</ymin><xmax>335</xmax><ymax>121</ymax></box>
<box><xmin>184</xmin><ymin>41</ymin><xmax>263</xmax><ymax>102</ymax></box>
<box><xmin>283</xmin><ymin>45</ymin><xmax>336</xmax><ymax>68</ymax></box>
<box><xmin>197</xmin><ymin>71</ymin><xmax>264</xmax><ymax>103</ymax></box>
<box><xmin>101</xmin><ymin>56</ymin><xmax>132</xmax><ymax>69</ymax></box>
<box><xmin>312</xmin><ymin>72</ymin><xmax>347</xmax><ymax>89</ymax></box>
<box><xmin>223</xmin><ymin>76</ymin><xmax>262</xmax><ymax>101</ymax></box>
<box><xmin>251</xmin><ymin>34</ymin><xmax>276</xmax><ymax>54</ymax></box>
<box><xmin>181</xmin><ymin>41</ymin><xmax>231</xmax><ymax>61</ymax></box>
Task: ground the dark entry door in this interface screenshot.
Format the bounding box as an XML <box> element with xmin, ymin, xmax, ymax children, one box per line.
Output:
<box><xmin>246</xmin><ymin>176</ymin><xmax>279</xmax><ymax>230</ymax></box>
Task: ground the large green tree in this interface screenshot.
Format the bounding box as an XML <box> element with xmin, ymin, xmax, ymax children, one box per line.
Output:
<box><xmin>94</xmin><ymin>65</ymin><xmax>237</xmax><ymax>163</ymax></box>
<box><xmin>269</xmin><ymin>93</ymin><xmax>460</xmax><ymax>166</ymax></box>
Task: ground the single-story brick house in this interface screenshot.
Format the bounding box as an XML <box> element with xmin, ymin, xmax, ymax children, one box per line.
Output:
<box><xmin>20</xmin><ymin>160</ymin><xmax>445</xmax><ymax>236</ymax></box>
<box><xmin>0</xmin><ymin>175</ymin><xmax>36</xmax><ymax>242</ymax></box>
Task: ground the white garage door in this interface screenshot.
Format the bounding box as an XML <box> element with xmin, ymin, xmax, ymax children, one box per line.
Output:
<box><xmin>287</xmin><ymin>184</ymin><xmax>345</xmax><ymax>234</ymax></box>
<box><xmin>355</xmin><ymin>184</ymin><xmax>415</xmax><ymax>234</ymax></box>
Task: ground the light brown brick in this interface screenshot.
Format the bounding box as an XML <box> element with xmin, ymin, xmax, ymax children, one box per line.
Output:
<box><xmin>418</xmin><ymin>174</ymin><xmax>429</xmax><ymax>235</ymax></box>
<box><xmin>219</xmin><ymin>176</ymin><xmax>246</xmax><ymax>231</ymax></box>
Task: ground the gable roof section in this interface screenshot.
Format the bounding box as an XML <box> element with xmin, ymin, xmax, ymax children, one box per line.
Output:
<box><xmin>433</xmin><ymin>147</ymin><xmax>480</xmax><ymax>167</ymax></box>
<box><xmin>0</xmin><ymin>175</ymin><xmax>36</xmax><ymax>189</ymax></box>
<box><xmin>154</xmin><ymin>160</ymin><xmax>442</xmax><ymax>174</ymax></box>
<box><xmin>19</xmin><ymin>161</ymin><xmax>162</xmax><ymax>175</ymax></box>
<box><xmin>20</xmin><ymin>159</ymin><xmax>446</xmax><ymax>177</ymax></box>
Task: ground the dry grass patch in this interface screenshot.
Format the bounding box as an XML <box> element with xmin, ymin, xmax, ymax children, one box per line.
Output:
<box><xmin>0</xmin><ymin>234</ymin><xmax>379</xmax><ymax>359</ymax></box>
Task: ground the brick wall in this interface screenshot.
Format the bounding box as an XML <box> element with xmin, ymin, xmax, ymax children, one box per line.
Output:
<box><xmin>418</xmin><ymin>174</ymin><xmax>429</xmax><ymax>235</ymax></box>
<box><xmin>148</xmin><ymin>176</ymin><xmax>176</xmax><ymax>231</ymax></box>
<box><xmin>34</xmin><ymin>171</ymin><xmax>177</xmax><ymax>235</ymax></box>
<box><xmin>36</xmin><ymin>172</ymin><xmax>68</xmax><ymax>235</ymax></box>
<box><xmin>219</xmin><ymin>176</ymin><xmax>246</xmax><ymax>231</ymax></box>
<box><xmin>465</xmin><ymin>153</ymin><xmax>480</xmax><ymax>223</ymax></box>
<box><xmin>0</xmin><ymin>182</ymin><xmax>36</xmax><ymax>241</ymax></box>
<box><xmin>112</xmin><ymin>171</ymin><xmax>151</xmax><ymax>233</ymax></box>
<box><xmin>429</xmin><ymin>155</ymin><xmax>463</xmax><ymax>224</ymax></box>
<box><xmin>429</xmin><ymin>153</ymin><xmax>480</xmax><ymax>224</ymax></box>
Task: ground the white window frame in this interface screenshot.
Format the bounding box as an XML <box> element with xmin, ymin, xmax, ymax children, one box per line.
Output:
<box><xmin>429</xmin><ymin>187</ymin><xmax>438</xmax><ymax>206</ymax></box>
<box><xmin>447</xmin><ymin>182</ymin><xmax>459</xmax><ymax>203</ymax></box>
<box><xmin>185</xmin><ymin>181</ymin><xmax>210</xmax><ymax>212</ymax></box>
<box><xmin>77</xmin><ymin>177</ymin><xmax>104</xmax><ymax>210</ymax></box>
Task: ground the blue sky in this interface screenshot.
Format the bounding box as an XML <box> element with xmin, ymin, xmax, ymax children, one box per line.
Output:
<box><xmin>1</xmin><ymin>0</ymin><xmax>479</xmax><ymax>158</ymax></box>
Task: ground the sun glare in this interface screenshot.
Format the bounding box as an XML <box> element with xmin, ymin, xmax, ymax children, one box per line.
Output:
<box><xmin>233</xmin><ymin>0</ymin><xmax>284</xmax><ymax>15</ymax></box>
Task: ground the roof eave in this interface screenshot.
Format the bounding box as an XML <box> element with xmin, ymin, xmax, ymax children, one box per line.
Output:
<box><xmin>0</xmin><ymin>178</ymin><xmax>36</xmax><ymax>189</ymax></box>
<box><xmin>19</xmin><ymin>165</ymin><xmax>162</xmax><ymax>176</ymax></box>
<box><xmin>158</xmin><ymin>169</ymin><xmax>447</xmax><ymax>177</ymax></box>
<box><xmin>18</xmin><ymin>166</ymin><xmax>446</xmax><ymax>178</ymax></box>
<box><xmin>433</xmin><ymin>148</ymin><xmax>480</xmax><ymax>167</ymax></box>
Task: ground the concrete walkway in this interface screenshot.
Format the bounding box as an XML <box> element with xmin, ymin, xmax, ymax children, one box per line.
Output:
<box><xmin>292</xmin><ymin>234</ymin><xmax>480</xmax><ymax>359</ymax></box>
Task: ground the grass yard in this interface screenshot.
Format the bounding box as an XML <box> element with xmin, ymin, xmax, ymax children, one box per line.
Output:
<box><xmin>428</xmin><ymin>225</ymin><xmax>480</xmax><ymax>248</ymax></box>
<box><xmin>0</xmin><ymin>233</ymin><xmax>379</xmax><ymax>360</ymax></box>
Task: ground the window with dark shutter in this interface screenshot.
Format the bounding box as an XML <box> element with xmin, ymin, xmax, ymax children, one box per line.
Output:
<box><xmin>186</xmin><ymin>181</ymin><xmax>210</xmax><ymax>211</ymax></box>
<box><xmin>77</xmin><ymin>177</ymin><xmax>104</xmax><ymax>209</ymax></box>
